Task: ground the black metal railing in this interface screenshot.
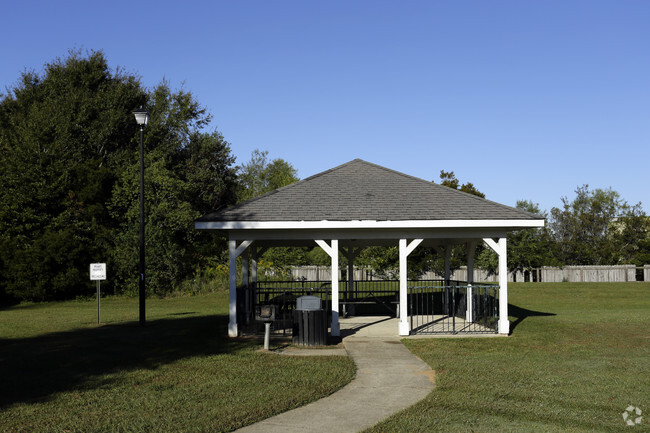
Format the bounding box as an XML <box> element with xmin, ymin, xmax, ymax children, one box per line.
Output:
<box><xmin>245</xmin><ymin>279</ymin><xmax>498</xmax><ymax>336</ymax></box>
<box><xmin>407</xmin><ymin>284</ymin><xmax>498</xmax><ymax>334</ymax></box>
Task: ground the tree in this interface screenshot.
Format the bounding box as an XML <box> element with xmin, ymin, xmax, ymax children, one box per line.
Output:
<box><xmin>548</xmin><ymin>185</ymin><xmax>647</xmax><ymax>265</ymax></box>
<box><xmin>506</xmin><ymin>200</ymin><xmax>557</xmax><ymax>274</ymax></box>
<box><xmin>0</xmin><ymin>51</ymin><xmax>144</xmax><ymax>301</ymax></box>
<box><xmin>0</xmin><ymin>50</ymin><xmax>238</xmax><ymax>301</ymax></box>
<box><xmin>108</xmin><ymin>82</ymin><xmax>238</xmax><ymax>296</ymax></box>
<box><xmin>237</xmin><ymin>149</ymin><xmax>298</xmax><ymax>202</ymax></box>
<box><xmin>607</xmin><ymin>204</ymin><xmax>649</xmax><ymax>266</ymax></box>
<box><xmin>437</xmin><ymin>170</ymin><xmax>485</xmax><ymax>198</ymax></box>
<box><xmin>235</xmin><ymin>149</ymin><xmax>300</xmax><ymax>270</ymax></box>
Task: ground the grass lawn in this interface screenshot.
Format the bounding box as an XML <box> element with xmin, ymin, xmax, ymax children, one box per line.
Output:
<box><xmin>365</xmin><ymin>282</ymin><xmax>650</xmax><ymax>432</ymax></box>
<box><xmin>0</xmin><ymin>293</ymin><xmax>355</xmax><ymax>433</ymax></box>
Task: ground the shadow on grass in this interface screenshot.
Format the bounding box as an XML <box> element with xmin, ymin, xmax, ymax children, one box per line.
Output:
<box><xmin>508</xmin><ymin>303</ymin><xmax>556</xmax><ymax>334</ymax></box>
<box><xmin>0</xmin><ymin>314</ymin><xmax>250</xmax><ymax>409</ymax></box>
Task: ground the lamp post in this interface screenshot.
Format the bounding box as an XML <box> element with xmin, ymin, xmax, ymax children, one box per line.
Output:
<box><xmin>133</xmin><ymin>106</ymin><xmax>149</xmax><ymax>326</ymax></box>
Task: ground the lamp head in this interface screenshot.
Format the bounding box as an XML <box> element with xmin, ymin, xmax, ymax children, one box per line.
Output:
<box><xmin>133</xmin><ymin>106</ymin><xmax>149</xmax><ymax>126</ymax></box>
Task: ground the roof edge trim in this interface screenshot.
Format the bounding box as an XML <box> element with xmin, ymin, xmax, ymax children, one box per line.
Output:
<box><xmin>195</xmin><ymin>219</ymin><xmax>545</xmax><ymax>230</ymax></box>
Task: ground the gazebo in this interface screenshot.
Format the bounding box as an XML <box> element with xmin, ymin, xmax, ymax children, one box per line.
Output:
<box><xmin>195</xmin><ymin>159</ymin><xmax>544</xmax><ymax>338</ymax></box>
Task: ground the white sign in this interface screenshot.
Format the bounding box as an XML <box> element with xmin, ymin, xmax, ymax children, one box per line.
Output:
<box><xmin>90</xmin><ymin>263</ymin><xmax>107</xmax><ymax>281</ymax></box>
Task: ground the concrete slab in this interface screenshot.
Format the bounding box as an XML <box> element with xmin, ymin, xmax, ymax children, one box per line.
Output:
<box><xmin>339</xmin><ymin>316</ymin><xmax>399</xmax><ymax>338</ymax></box>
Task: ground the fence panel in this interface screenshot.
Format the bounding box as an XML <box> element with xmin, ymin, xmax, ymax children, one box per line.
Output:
<box><xmin>289</xmin><ymin>265</ymin><xmax>642</xmax><ymax>283</ymax></box>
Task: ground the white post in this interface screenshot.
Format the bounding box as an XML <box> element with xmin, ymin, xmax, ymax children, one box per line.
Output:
<box><xmin>343</xmin><ymin>247</ymin><xmax>360</xmax><ymax>317</ymax></box>
<box><xmin>331</xmin><ymin>240</ymin><xmax>339</xmax><ymax>336</ymax></box>
<box><xmin>466</xmin><ymin>241</ymin><xmax>477</xmax><ymax>323</ymax></box>
<box><xmin>251</xmin><ymin>246</ymin><xmax>258</xmax><ymax>284</ymax></box>
<box><xmin>228</xmin><ymin>239</ymin><xmax>238</xmax><ymax>337</ymax></box>
<box><xmin>242</xmin><ymin>250</ymin><xmax>249</xmax><ymax>287</ymax></box>
<box><xmin>248</xmin><ymin>246</ymin><xmax>263</xmax><ymax>326</ymax></box>
<box><xmin>498</xmin><ymin>237</ymin><xmax>509</xmax><ymax>334</ymax></box>
<box><xmin>483</xmin><ymin>237</ymin><xmax>509</xmax><ymax>335</ymax></box>
<box><xmin>347</xmin><ymin>249</ymin><xmax>354</xmax><ymax>317</ymax></box>
<box><xmin>444</xmin><ymin>246</ymin><xmax>451</xmax><ymax>285</ymax></box>
<box><xmin>227</xmin><ymin>239</ymin><xmax>253</xmax><ymax>338</ymax></box>
<box><xmin>399</xmin><ymin>238</ymin><xmax>423</xmax><ymax>336</ymax></box>
<box><xmin>316</xmin><ymin>240</ymin><xmax>340</xmax><ymax>337</ymax></box>
<box><xmin>241</xmin><ymin>250</ymin><xmax>250</xmax><ymax>326</ymax></box>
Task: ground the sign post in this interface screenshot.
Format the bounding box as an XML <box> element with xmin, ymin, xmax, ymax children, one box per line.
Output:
<box><xmin>90</xmin><ymin>263</ymin><xmax>107</xmax><ymax>324</ymax></box>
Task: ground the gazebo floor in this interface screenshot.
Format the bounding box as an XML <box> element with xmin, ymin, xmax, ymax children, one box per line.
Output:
<box><xmin>408</xmin><ymin>314</ymin><xmax>497</xmax><ymax>335</ymax></box>
<box><xmin>243</xmin><ymin>314</ymin><xmax>497</xmax><ymax>339</ymax></box>
<box><xmin>338</xmin><ymin>315</ymin><xmax>497</xmax><ymax>337</ymax></box>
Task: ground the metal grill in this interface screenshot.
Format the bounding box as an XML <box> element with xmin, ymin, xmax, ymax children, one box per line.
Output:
<box><xmin>252</xmin><ymin>281</ymin><xmax>331</xmax><ymax>336</ymax></box>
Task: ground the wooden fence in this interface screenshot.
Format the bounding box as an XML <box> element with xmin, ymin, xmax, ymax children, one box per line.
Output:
<box><xmin>288</xmin><ymin>265</ymin><xmax>650</xmax><ymax>283</ymax></box>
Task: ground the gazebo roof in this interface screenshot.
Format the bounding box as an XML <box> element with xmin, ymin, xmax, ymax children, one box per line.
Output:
<box><xmin>197</xmin><ymin>159</ymin><xmax>541</xmax><ymax>225</ymax></box>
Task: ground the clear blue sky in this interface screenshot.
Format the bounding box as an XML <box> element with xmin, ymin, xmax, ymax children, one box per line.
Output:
<box><xmin>2</xmin><ymin>1</ymin><xmax>649</xmax><ymax>214</ymax></box>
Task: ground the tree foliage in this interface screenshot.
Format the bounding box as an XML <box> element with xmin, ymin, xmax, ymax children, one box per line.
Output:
<box><xmin>438</xmin><ymin>170</ymin><xmax>485</xmax><ymax>198</ymax></box>
<box><xmin>237</xmin><ymin>149</ymin><xmax>298</xmax><ymax>202</ymax></box>
<box><xmin>235</xmin><ymin>149</ymin><xmax>301</xmax><ymax>269</ymax></box>
<box><xmin>548</xmin><ymin>185</ymin><xmax>647</xmax><ymax>266</ymax></box>
<box><xmin>0</xmin><ymin>51</ymin><xmax>237</xmax><ymax>302</ymax></box>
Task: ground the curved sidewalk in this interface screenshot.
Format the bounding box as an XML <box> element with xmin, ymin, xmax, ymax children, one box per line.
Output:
<box><xmin>234</xmin><ymin>322</ymin><xmax>435</xmax><ymax>433</ymax></box>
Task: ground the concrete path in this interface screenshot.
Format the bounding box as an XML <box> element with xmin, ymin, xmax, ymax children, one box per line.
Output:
<box><xmin>234</xmin><ymin>319</ymin><xmax>435</xmax><ymax>433</ymax></box>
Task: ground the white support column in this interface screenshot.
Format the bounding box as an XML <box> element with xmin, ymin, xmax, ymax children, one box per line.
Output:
<box><xmin>434</xmin><ymin>245</ymin><xmax>452</xmax><ymax>284</ymax></box>
<box><xmin>228</xmin><ymin>239</ymin><xmax>253</xmax><ymax>337</ymax></box>
<box><xmin>342</xmin><ymin>247</ymin><xmax>361</xmax><ymax>317</ymax></box>
<box><xmin>246</xmin><ymin>247</ymin><xmax>257</xmax><ymax>326</ymax></box>
<box><xmin>399</xmin><ymin>238</ymin><xmax>423</xmax><ymax>336</ymax></box>
<box><xmin>347</xmin><ymin>248</ymin><xmax>354</xmax><ymax>301</ymax></box>
<box><xmin>466</xmin><ymin>241</ymin><xmax>477</xmax><ymax>323</ymax></box>
<box><xmin>250</xmin><ymin>246</ymin><xmax>258</xmax><ymax>285</ymax></box>
<box><xmin>444</xmin><ymin>247</ymin><xmax>452</xmax><ymax>284</ymax></box>
<box><xmin>242</xmin><ymin>250</ymin><xmax>249</xmax><ymax>287</ymax></box>
<box><xmin>484</xmin><ymin>237</ymin><xmax>509</xmax><ymax>335</ymax></box>
<box><xmin>316</xmin><ymin>239</ymin><xmax>340</xmax><ymax>337</ymax></box>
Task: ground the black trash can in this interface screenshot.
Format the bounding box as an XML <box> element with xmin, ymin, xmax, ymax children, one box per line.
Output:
<box><xmin>292</xmin><ymin>295</ymin><xmax>327</xmax><ymax>346</ymax></box>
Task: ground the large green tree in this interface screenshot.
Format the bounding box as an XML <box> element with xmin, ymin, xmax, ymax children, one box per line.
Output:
<box><xmin>503</xmin><ymin>200</ymin><xmax>557</xmax><ymax>273</ymax></box>
<box><xmin>237</xmin><ymin>149</ymin><xmax>299</xmax><ymax>202</ymax></box>
<box><xmin>0</xmin><ymin>51</ymin><xmax>143</xmax><ymax>301</ymax></box>
<box><xmin>0</xmin><ymin>51</ymin><xmax>237</xmax><ymax>301</ymax></box>
<box><xmin>235</xmin><ymin>149</ymin><xmax>301</xmax><ymax>271</ymax></box>
<box><xmin>108</xmin><ymin>82</ymin><xmax>237</xmax><ymax>295</ymax></box>
<box><xmin>548</xmin><ymin>185</ymin><xmax>647</xmax><ymax>265</ymax></box>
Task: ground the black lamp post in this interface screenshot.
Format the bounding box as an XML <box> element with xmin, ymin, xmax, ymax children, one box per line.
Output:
<box><xmin>133</xmin><ymin>106</ymin><xmax>149</xmax><ymax>326</ymax></box>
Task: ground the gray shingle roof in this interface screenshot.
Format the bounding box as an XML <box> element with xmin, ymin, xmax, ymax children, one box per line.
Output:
<box><xmin>197</xmin><ymin>159</ymin><xmax>541</xmax><ymax>222</ymax></box>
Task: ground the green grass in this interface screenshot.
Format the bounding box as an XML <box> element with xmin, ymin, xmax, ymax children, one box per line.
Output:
<box><xmin>3</xmin><ymin>283</ymin><xmax>648</xmax><ymax>432</ymax></box>
<box><xmin>364</xmin><ymin>282</ymin><xmax>650</xmax><ymax>432</ymax></box>
<box><xmin>0</xmin><ymin>293</ymin><xmax>355</xmax><ymax>432</ymax></box>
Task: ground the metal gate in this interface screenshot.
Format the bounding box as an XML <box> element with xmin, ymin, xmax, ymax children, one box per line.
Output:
<box><xmin>408</xmin><ymin>284</ymin><xmax>498</xmax><ymax>334</ymax></box>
